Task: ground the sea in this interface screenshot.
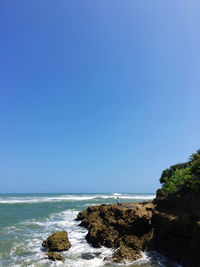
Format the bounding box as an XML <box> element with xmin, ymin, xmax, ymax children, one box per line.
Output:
<box><xmin>0</xmin><ymin>193</ymin><xmax>181</xmax><ymax>267</ymax></box>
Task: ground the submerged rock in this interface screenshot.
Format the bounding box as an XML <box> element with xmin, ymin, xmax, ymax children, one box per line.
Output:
<box><xmin>81</xmin><ymin>252</ymin><xmax>96</xmax><ymax>260</ymax></box>
<box><xmin>42</xmin><ymin>231</ymin><xmax>71</xmax><ymax>252</ymax></box>
<box><xmin>45</xmin><ymin>251</ymin><xmax>65</xmax><ymax>262</ymax></box>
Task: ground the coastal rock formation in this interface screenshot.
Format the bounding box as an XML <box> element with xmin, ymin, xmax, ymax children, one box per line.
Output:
<box><xmin>77</xmin><ymin>202</ymin><xmax>154</xmax><ymax>262</ymax></box>
<box><xmin>42</xmin><ymin>231</ymin><xmax>71</xmax><ymax>252</ymax></box>
<box><xmin>45</xmin><ymin>252</ymin><xmax>65</xmax><ymax>262</ymax></box>
<box><xmin>152</xmin><ymin>190</ymin><xmax>200</xmax><ymax>267</ymax></box>
<box><xmin>76</xmin><ymin>150</ymin><xmax>200</xmax><ymax>266</ymax></box>
<box><xmin>77</xmin><ymin>193</ymin><xmax>200</xmax><ymax>266</ymax></box>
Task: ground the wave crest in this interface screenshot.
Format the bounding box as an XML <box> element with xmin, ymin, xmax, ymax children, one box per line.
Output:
<box><xmin>0</xmin><ymin>194</ymin><xmax>155</xmax><ymax>204</ymax></box>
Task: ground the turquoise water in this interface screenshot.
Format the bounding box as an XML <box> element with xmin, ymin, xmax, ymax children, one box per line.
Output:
<box><xmin>0</xmin><ymin>193</ymin><xmax>181</xmax><ymax>267</ymax></box>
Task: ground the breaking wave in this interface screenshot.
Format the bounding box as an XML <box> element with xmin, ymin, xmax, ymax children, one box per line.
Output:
<box><xmin>0</xmin><ymin>194</ymin><xmax>155</xmax><ymax>204</ymax></box>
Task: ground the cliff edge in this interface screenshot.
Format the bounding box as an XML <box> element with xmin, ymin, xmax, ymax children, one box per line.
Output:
<box><xmin>152</xmin><ymin>190</ymin><xmax>200</xmax><ymax>267</ymax></box>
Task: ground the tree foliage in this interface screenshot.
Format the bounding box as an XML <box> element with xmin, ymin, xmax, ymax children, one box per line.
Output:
<box><xmin>160</xmin><ymin>150</ymin><xmax>200</xmax><ymax>194</ymax></box>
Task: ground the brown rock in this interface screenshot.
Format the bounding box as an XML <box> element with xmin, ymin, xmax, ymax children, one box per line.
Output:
<box><xmin>77</xmin><ymin>192</ymin><xmax>200</xmax><ymax>266</ymax></box>
<box><xmin>85</xmin><ymin>223</ymin><xmax>106</xmax><ymax>248</ymax></box>
<box><xmin>77</xmin><ymin>202</ymin><xmax>154</xmax><ymax>262</ymax></box>
<box><xmin>42</xmin><ymin>231</ymin><xmax>71</xmax><ymax>252</ymax></box>
<box><xmin>45</xmin><ymin>252</ymin><xmax>65</xmax><ymax>262</ymax></box>
<box><xmin>112</xmin><ymin>246</ymin><xmax>142</xmax><ymax>262</ymax></box>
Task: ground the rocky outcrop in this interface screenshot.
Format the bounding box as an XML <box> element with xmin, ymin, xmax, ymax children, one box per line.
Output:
<box><xmin>42</xmin><ymin>231</ymin><xmax>71</xmax><ymax>252</ymax></box>
<box><xmin>152</xmin><ymin>190</ymin><xmax>200</xmax><ymax>267</ymax></box>
<box><xmin>45</xmin><ymin>252</ymin><xmax>65</xmax><ymax>262</ymax></box>
<box><xmin>77</xmin><ymin>194</ymin><xmax>200</xmax><ymax>266</ymax></box>
<box><xmin>77</xmin><ymin>202</ymin><xmax>154</xmax><ymax>262</ymax></box>
<box><xmin>42</xmin><ymin>231</ymin><xmax>71</xmax><ymax>262</ymax></box>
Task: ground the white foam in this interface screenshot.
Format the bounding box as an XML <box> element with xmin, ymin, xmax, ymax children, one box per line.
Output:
<box><xmin>0</xmin><ymin>196</ymin><xmax>96</xmax><ymax>204</ymax></box>
<box><xmin>2</xmin><ymin>207</ymin><xmax>182</xmax><ymax>267</ymax></box>
<box><xmin>116</xmin><ymin>195</ymin><xmax>156</xmax><ymax>200</ymax></box>
<box><xmin>4</xmin><ymin>209</ymin><xmax>113</xmax><ymax>267</ymax></box>
<box><xmin>0</xmin><ymin>194</ymin><xmax>155</xmax><ymax>204</ymax></box>
<box><xmin>132</xmin><ymin>251</ymin><xmax>183</xmax><ymax>267</ymax></box>
<box><xmin>97</xmin><ymin>195</ymin><xmax>155</xmax><ymax>200</ymax></box>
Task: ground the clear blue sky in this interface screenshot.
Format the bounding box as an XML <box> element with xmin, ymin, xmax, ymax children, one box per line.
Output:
<box><xmin>0</xmin><ymin>0</ymin><xmax>199</xmax><ymax>193</ymax></box>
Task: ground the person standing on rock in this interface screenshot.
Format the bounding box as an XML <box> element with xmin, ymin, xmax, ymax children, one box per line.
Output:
<box><xmin>117</xmin><ymin>197</ymin><xmax>119</xmax><ymax>206</ymax></box>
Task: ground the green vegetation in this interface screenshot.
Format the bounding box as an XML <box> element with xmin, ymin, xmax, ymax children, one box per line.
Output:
<box><xmin>160</xmin><ymin>150</ymin><xmax>200</xmax><ymax>193</ymax></box>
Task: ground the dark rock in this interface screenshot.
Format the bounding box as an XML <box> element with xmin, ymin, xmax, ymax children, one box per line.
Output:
<box><xmin>81</xmin><ymin>253</ymin><xmax>95</xmax><ymax>260</ymax></box>
<box><xmin>45</xmin><ymin>252</ymin><xmax>65</xmax><ymax>262</ymax></box>
<box><xmin>152</xmin><ymin>193</ymin><xmax>200</xmax><ymax>267</ymax></box>
<box><xmin>42</xmin><ymin>231</ymin><xmax>71</xmax><ymax>252</ymax></box>
<box><xmin>103</xmin><ymin>256</ymin><xmax>112</xmax><ymax>261</ymax></box>
<box><xmin>93</xmin><ymin>252</ymin><xmax>101</xmax><ymax>257</ymax></box>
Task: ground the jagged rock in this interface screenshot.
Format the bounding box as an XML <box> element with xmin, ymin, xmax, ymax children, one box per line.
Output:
<box><xmin>45</xmin><ymin>252</ymin><xmax>65</xmax><ymax>262</ymax></box>
<box><xmin>42</xmin><ymin>231</ymin><xmax>71</xmax><ymax>252</ymax></box>
<box><xmin>103</xmin><ymin>246</ymin><xmax>142</xmax><ymax>263</ymax></box>
<box><xmin>77</xmin><ymin>190</ymin><xmax>200</xmax><ymax>266</ymax></box>
<box><xmin>112</xmin><ymin>246</ymin><xmax>142</xmax><ymax>262</ymax></box>
<box><xmin>78</xmin><ymin>198</ymin><xmax>200</xmax><ymax>265</ymax></box>
<box><xmin>86</xmin><ymin>223</ymin><xmax>119</xmax><ymax>248</ymax></box>
<box><xmin>77</xmin><ymin>202</ymin><xmax>154</xmax><ymax>262</ymax></box>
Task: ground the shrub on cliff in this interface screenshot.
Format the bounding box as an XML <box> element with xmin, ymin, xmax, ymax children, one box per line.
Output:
<box><xmin>160</xmin><ymin>150</ymin><xmax>200</xmax><ymax>193</ymax></box>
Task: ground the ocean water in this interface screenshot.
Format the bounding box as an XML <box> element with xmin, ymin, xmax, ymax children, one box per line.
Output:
<box><xmin>0</xmin><ymin>193</ymin><xmax>181</xmax><ymax>267</ymax></box>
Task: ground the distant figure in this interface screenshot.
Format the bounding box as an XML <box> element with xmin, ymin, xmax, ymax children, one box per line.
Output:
<box><xmin>117</xmin><ymin>197</ymin><xmax>119</xmax><ymax>206</ymax></box>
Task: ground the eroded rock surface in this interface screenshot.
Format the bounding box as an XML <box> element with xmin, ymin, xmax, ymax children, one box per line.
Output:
<box><xmin>45</xmin><ymin>252</ymin><xmax>65</xmax><ymax>262</ymax></box>
<box><xmin>112</xmin><ymin>246</ymin><xmax>142</xmax><ymax>262</ymax></box>
<box><xmin>42</xmin><ymin>231</ymin><xmax>71</xmax><ymax>252</ymax></box>
<box><xmin>77</xmin><ymin>192</ymin><xmax>200</xmax><ymax>266</ymax></box>
<box><xmin>77</xmin><ymin>202</ymin><xmax>154</xmax><ymax>262</ymax></box>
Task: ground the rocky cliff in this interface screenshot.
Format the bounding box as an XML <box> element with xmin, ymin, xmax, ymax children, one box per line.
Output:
<box><xmin>152</xmin><ymin>191</ymin><xmax>200</xmax><ymax>267</ymax></box>
<box><xmin>77</xmin><ymin>192</ymin><xmax>200</xmax><ymax>266</ymax></box>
